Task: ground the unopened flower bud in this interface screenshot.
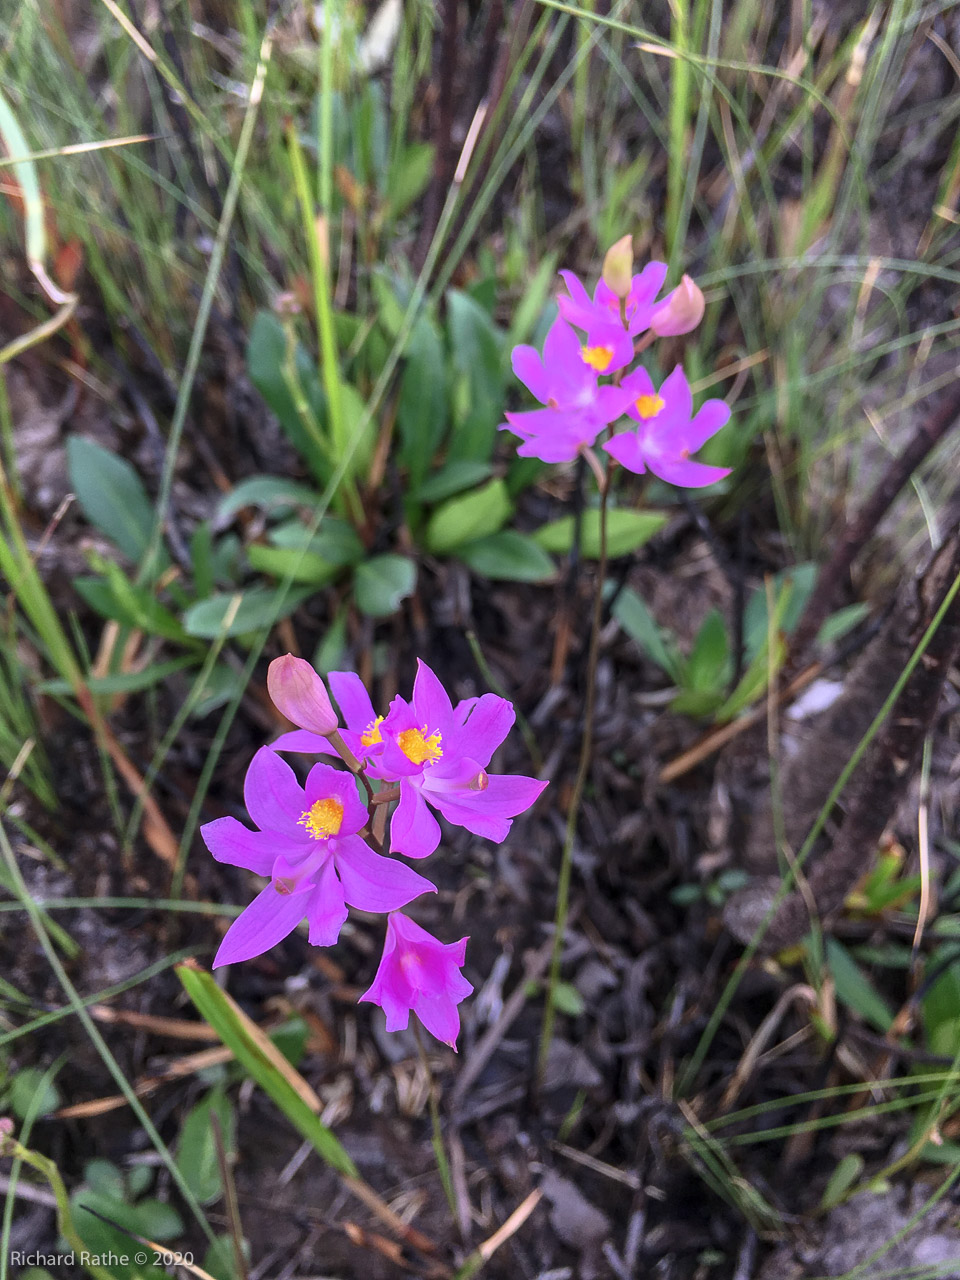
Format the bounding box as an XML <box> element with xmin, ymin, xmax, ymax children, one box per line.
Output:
<box><xmin>601</xmin><ymin>234</ymin><xmax>634</xmax><ymax>300</ymax></box>
<box><xmin>650</xmin><ymin>274</ymin><xmax>705</xmax><ymax>336</ymax></box>
<box><xmin>267</xmin><ymin>654</ymin><xmax>339</xmax><ymax>736</ymax></box>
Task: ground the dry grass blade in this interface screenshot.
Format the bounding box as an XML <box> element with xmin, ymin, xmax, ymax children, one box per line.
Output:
<box><xmin>55</xmin><ymin>1046</ymin><xmax>235</xmax><ymax>1118</ymax></box>
<box><xmin>88</xmin><ymin>1005</ymin><xmax>221</xmax><ymax>1040</ymax></box>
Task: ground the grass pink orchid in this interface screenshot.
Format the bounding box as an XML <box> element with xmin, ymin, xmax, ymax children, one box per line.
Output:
<box><xmin>360</xmin><ymin>911</ymin><xmax>473</xmax><ymax>1049</ymax></box>
<box><xmin>203</xmin><ymin>750</ymin><xmax>434</xmax><ymax>966</ymax></box>
<box><xmin>379</xmin><ymin>661</ymin><xmax>547</xmax><ymax>859</ymax></box>
<box><xmin>604</xmin><ymin>365</ymin><xmax>731</xmax><ymax>489</ymax></box>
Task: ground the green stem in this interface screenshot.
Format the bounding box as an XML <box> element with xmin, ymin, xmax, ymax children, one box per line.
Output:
<box><xmin>666</xmin><ymin>0</ymin><xmax>690</xmax><ymax>267</ymax></box>
<box><xmin>537</xmin><ymin>462</ymin><xmax>611</xmax><ymax>1085</ymax></box>
<box><xmin>413</xmin><ymin>1023</ymin><xmax>456</xmax><ymax>1217</ymax></box>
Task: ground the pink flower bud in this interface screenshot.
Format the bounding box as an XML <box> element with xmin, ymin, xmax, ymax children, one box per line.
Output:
<box><xmin>650</xmin><ymin>274</ymin><xmax>705</xmax><ymax>336</ymax></box>
<box><xmin>601</xmin><ymin>234</ymin><xmax>634</xmax><ymax>300</ymax></box>
<box><xmin>267</xmin><ymin>654</ymin><xmax>338</xmax><ymax>736</ymax></box>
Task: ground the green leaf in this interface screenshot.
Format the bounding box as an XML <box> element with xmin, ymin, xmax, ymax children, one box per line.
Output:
<box><xmin>819</xmin><ymin>1154</ymin><xmax>864</xmax><ymax>1211</ymax></box>
<box><xmin>216</xmin><ymin>476</ymin><xmax>321</xmax><ymax>521</ymax></box>
<box><xmin>72</xmin><ymin>573</ymin><xmax>188</xmax><ymax>644</ymax></box>
<box><xmin>9</xmin><ymin>1067</ymin><xmax>59</xmax><ymax>1119</ymax></box>
<box><xmin>397</xmin><ymin>312</ymin><xmax>449</xmax><ymax>489</ymax></box>
<box><xmin>416</xmin><ymin>461</ymin><xmax>496</xmax><ymax>506</ymax></box>
<box><xmin>533</xmin><ymin>509</ymin><xmax>667</xmax><ymax>560</ymax></box>
<box><xmin>424</xmin><ymin>479</ymin><xmax>512</xmax><ymax>554</ymax></box>
<box><xmin>247</xmin><ymin>544</ymin><xmax>342</xmax><ymax>585</ymax></box>
<box><xmin>445</xmin><ymin>290</ymin><xmax>505</xmax><ymax>463</ymax></box>
<box><xmin>183</xmin><ymin>587</ymin><xmax>313</xmax><ymax>639</ymax></box>
<box><xmin>826</xmin><ymin>938</ymin><xmax>894</xmax><ymax>1033</ymax></box>
<box><xmin>66</xmin><ymin>437</ymin><xmax>157</xmax><ymax>564</ymax></box>
<box><xmin>176</xmin><ymin>1088</ymin><xmax>236</xmax><ymax>1205</ymax></box>
<box><xmin>612</xmin><ymin>587</ymin><xmax>684</xmax><ymax>682</ymax></box>
<box><xmin>684</xmin><ymin>610</ymin><xmax>731</xmax><ymax>692</ymax></box>
<box><xmin>385</xmin><ymin>141</ymin><xmax>435</xmax><ymax>218</ymax></box>
<box><xmin>269</xmin><ymin>518</ymin><xmax>365</xmax><ymax>566</ymax></box>
<box><xmin>817</xmin><ymin>602</ymin><xmax>870</xmax><ymax>647</ymax></box>
<box><xmin>37</xmin><ymin>656</ymin><xmax>196</xmax><ymax>696</ymax></box>
<box><xmin>922</xmin><ymin>952</ymin><xmax>960</xmax><ymax>1057</ymax></box>
<box><xmin>457</xmin><ymin>531</ymin><xmax>555</xmax><ymax>582</ymax></box>
<box><xmin>551</xmin><ymin>982</ymin><xmax>585</xmax><ymax>1017</ymax></box>
<box><xmin>190</xmin><ymin>520</ymin><xmax>215</xmax><ymax>599</ymax></box>
<box><xmin>743</xmin><ymin>563</ymin><xmax>817</xmax><ymax>659</ymax></box>
<box><xmin>177</xmin><ymin>964</ymin><xmax>357</xmax><ymax>1177</ymax></box>
<box><xmin>507</xmin><ymin>254</ymin><xmax>560</xmax><ymax>350</ymax></box>
<box><xmin>247</xmin><ymin>311</ymin><xmax>329</xmax><ymax>482</ymax></box>
<box><xmin>353</xmin><ymin>554</ymin><xmax>417</xmax><ymax>617</ymax></box>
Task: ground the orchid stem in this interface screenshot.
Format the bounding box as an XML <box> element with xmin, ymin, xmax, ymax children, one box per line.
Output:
<box><xmin>413</xmin><ymin>1023</ymin><xmax>456</xmax><ymax>1217</ymax></box>
<box><xmin>537</xmin><ymin>461</ymin><xmax>611</xmax><ymax>1088</ymax></box>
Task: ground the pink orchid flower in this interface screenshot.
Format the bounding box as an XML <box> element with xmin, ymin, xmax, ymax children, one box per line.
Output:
<box><xmin>360</xmin><ymin>911</ymin><xmax>473</xmax><ymax>1049</ymax></box>
<box><xmin>378</xmin><ymin>661</ymin><xmax>547</xmax><ymax>860</ymax></box>
<box><xmin>267</xmin><ymin>654</ymin><xmax>338</xmax><ymax>736</ymax></box>
<box><xmin>604</xmin><ymin>365</ymin><xmax>731</xmax><ymax>489</ymax></box>
<box><xmin>500</xmin><ymin>317</ymin><xmax>635</xmax><ymax>463</ymax></box>
<box><xmin>203</xmin><ymin>750</ymin><xmax>434</xmax><ymax>966</ymax></box>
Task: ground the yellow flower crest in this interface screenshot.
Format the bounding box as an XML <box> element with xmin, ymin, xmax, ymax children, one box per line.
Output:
<box><xmin>635</xmin><ymin>393</ymin><xmax>666</xmax><ymax>420</ymax></box>
<box><xmin>298</xmin><ymin>796</ymin><xmax>344</xmax><ymax>840</ymax></box>
<box><xmin>397</xmin><ymin>726</ymin><xmax>443</xmax><ymax>766</ymax></box>
<box><xmin>580</xmin><ymin>344</ymin><xmax>614</xmax><ymax>373</ymax></box>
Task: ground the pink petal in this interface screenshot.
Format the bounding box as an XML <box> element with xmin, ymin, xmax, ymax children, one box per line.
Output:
<box><xmin>682</xmin><ymin>399</ymin><xmax>731</xmax><ymax>454</ymax></box>
<box><xmin>213</xmin><ymin>883</ymin><xmax>309</xmax><ymax>967</ymax></box>
<box><xmin>269</xmin><ymin>730</ymin><xmax>336</xmax><ymax>755</ymax></box>
<box><xmin>302</xmin><ymin>763</ymin><xmax>368</xmax><ymax>835</ymax></box>
<box><xmin>414</xmin><ymin>992</ymin><xmax>464</xmax><ymax>1049</ymax></box>
<box><xmin>659</xmin><ymin>365</ymin><xmax>693</xmax><ymax>420</ymax></box>
<box><xmin>202</xmin><ymin>816</ymin><xmax>287</xmax><ymax>876</ymax></box>
<box><xmin>543</xmin><ymin>315</ymin><xmax>584</xmax><ymax>369</ymax></box>
<box><xmin>511</xmin><ymin>345</ymin><xmax>551</xmax><ymax>404</ymax></box>
<box><xmin>244</xmin><ymin>747</ymin><xmax>305</xmax><ymax>837</ymax></box>
<box><xmin>336</xmin><ymin>835</ymin><xmax>436</xmax><ymax>913</ymax></box>
<box><xmin>306</xmin><ymin>859</ymin><xmax>349</xmax><ymax>946</ymax></box>
<box><xmin>604</xmin><ymin>431</ymin><xmax>647</xmax><ymax>474</ymax></box>
<box><xmin>453</xmin><ymin>694</ymin><xmax>514</xmax><ymax>764</ymax></box>
<box><xmin>390</xmin><ymin>781</ymin><xmax>441</xmax><ymax>858</ymax></box>
<box><xmin>630</xmin><ymin>260</ymin><xmax>669</xmax><ymax>306</ymax></box>
<box><xmin>267</xmin><ymin>655</ymin><xmax>338</xmax><ymax>735</ymax></box>
<box><xmin>412</xmin><ymin>659</ymin><xmax>454</xmax><ymax>734</ymax></box>
<box><xmin>647</xmin><ymin>456</ymin><xmax>731</xmax><ymax>489</ymax></box>
<box><xmin>328</xmin><ymin>671</ymin><xmax>378</xmax><ymax>736</ymax></box>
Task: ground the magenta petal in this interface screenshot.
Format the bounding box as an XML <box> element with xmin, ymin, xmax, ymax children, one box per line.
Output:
<box><xmin>429</xmin><ymin>796</ymin><xmax>511</xmax><ymax>843</ymax></box>
<box><xmin>337</xmin><ymin>835</ymin><xmax>436</xmax><ymax>912</ymax></box>
<box><xmin>453</xmin><ymin>694</ymin><xmax>514</xmax><ymax>764</ymax></box>
<box><xmin>391</xmin><ymin>781</ymin><xmax>441</xmax><ymax>858</ymax></box>
<box><xmin>202</xmin><ymin>816</ymin><xmax>283</xmax><ymax>876</ymax></box>
<box><xmin>542</xmin><ymin>315</ymin><xmax>583</xmax><ymax>369</ymax></box>
<box><xmin>270</xmin><ymin>730</ymin><xmax>336</xmax><ymax>754</ymax></box>
<box><xmin>412</xmin><ymin>660</ymin><xmax>454</xmax><ymax>734</ymax></box>
<box><xmin>244</xmin><ymin>747</ymin><xmax>305</xmax><ymax>837</ymax></box>
<box><xmin>604</xmin><ymin>431</ymin><xmax>647</xmax><ymax>474</ymax></box>
<box><xmin>593</xmin><ymin>383</ymin><xmax>636</xmax><ymax>424</ymax></box>
<box><xmin>213</xmin><ymin>884</ymin><xmax>309</xmax><ymax>967</ymax></box>
<box><xmin>328</xmin><ymin>671</ymin><xmax>377</xmax><ymax>736</ymax></box>
<box><xmin>414</xmin><ymin>992</ymin><xmax>464</xmax><ymax>1049</ymax></box>
<box><xmin>302</xmin><ymin>762</ymin><xmax>367</xmax><ymax>835</ymax></box>
<box><xmin>683</xmin><ymin>399</ymin><xmax>731</xmax><ymax>453</ymax></box>
<box><xmin>267</xmin><ymin>655</ymin><xmax>338</xmax><ymax>735</ymax></box>
<box><xmin>648</xmin><ymin>457</ymin><xmax>731</xmax><ymax>489</ymax></box>
<box><xmin>306</xmin><ymin>859</ymin><xmax>349</xmax><ymax>946</ymax></box>
<box><xmin>659</xmin><ymin>365</ymin><xmax>693</xmax><ymax>420</ymax></box>
<box><xmin>511</xmin><ymin>345</ymin><xmax>551</xmax><ymax>403</ymax></box>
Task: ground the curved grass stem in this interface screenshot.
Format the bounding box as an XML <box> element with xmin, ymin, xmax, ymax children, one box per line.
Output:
<box><xmin>537</xmin><ymin>460</ymin><xmax>611</xmax><ymax>1086</ymax></box>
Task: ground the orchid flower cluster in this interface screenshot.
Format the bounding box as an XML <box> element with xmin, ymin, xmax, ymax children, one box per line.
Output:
<box><xmin>500</xmin><ymin>236</ymin><xmax>731</xmax><ymax>487</ymax></box>
<box><xmin>201</xmin><ymin>656</ymin><xmax>546</xmax><ymax>1048</ymax></box>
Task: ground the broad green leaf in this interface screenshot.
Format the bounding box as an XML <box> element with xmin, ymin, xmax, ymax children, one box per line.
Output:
<box><xmin>424</xmin><ymin>479</ymin><xmax>512</xmax><ymax>553</ymax></box>
<box><xmin>247</xmin><ymin>544</ymin><xmax>341</xmax><ymax>585</ymax></box>
<box><xmin>612</xmin><ymin>587</ymin><xmax>684</xmax><ymax>682</ymax></box>
<box><xmin>416</xmin><ymin>461</ymin><xmax>492</xmax><ymax>504</ymax></box>
<box><xmin>9</xmin><ymin>1067</ymin><xmax>59</xmax><ymax>1119</ymax></box>
<box><xmin>397</xmin><ymin>312</ymin><xmax>448</xmax><ymax>489</ymax></box>
<box><xmin>247</xmin><ymin>310</ymin><xmax>329</xmax><ymax>482</ymax></box>
<box><xmin>176</xmin><ymin>1088</ymin><xmax>236</xmax><ymax>1205</ymax></box>
<box><xmin>743</xmin><ymin>563</ymin><xmax>816</xmax><ymax>659</ymax></box>
<box><xmin>183</xmin><ymin>586</ymin><xmax>313</xmax><ymax>638</ymax></box>
<box><xmin>819</xmin><ymin>1154</ymin><xmax>864</xmax><ymax>1211</ymax></box>
<box><xmin>684</xmin><ymin>610</ymin><xmax>731</xmax><ymax>692</ymax></box>
<box><xmin>353</xmin><ymin>554</ymin><xmax>417</xmax><ymax>617</ymax></box>
<box><xmin>457</xmin><ymin>531</ymin><xmax>555</xmax><ymax>582</ymax></box>
<box><xmin>73</xmin><ymin>573</ymin><xmax>188</xmax><ymax>644</ymax></box>
<box><xmin>216</xmin><ymin>477</ymin><xmax>321</xmax><ymax>520</ymax></box>
<box><xmin>177</xmin><ymin>964</ymin><xmax>357</xmax><ymax>1177</ymax></box>
<box><xmin>66</xmin><ymin>437</ymin><xmax>156</xmax><ymax>564</ymax></box>
<box><xmin>445</xmin><ymin>290</ymin><xmax>505</xmax><ymax>463</ymax></box>
<box><xmin>190</xmin><ymin>520</ymin><xmax>215</xmax><ymax>599</ymax></box>
<box><xmin>922</xmin><ymin>951</ymin><xmax>960</xmax><ymax>1057</ymax></box>
<box><xmin>385</xmin><ymin>141</ymin><xmax>435</xmax><ymax>218</ymax></box>
<box><xmin>37</xmin><ymin>656</ymin><xmax>196</xmax><ymax>696</ymax></box>
<box><xmin>826</xmin><ymin>938</ymin><xmax>894</xmax><ymax>1033</ymax></box>
<box><xmin>314</xmin><ymin>604</ymin><xmax>349</xmax><ymax>674</ymax></box>
<box><xmin>507</xmin><ymin>254</ymin><xmax>560</xmax><ymax>349</ymax></box>
<box><xmin>269</xmin><ymin>517</ymin><xmax>365</xmax><ymax>566</ymax></box>
<box><xmin>533</xmin><ymin>509</ymin><xmax>667</xmax><ymax>560</ymax></box>
<box><xmin>551</xmin><ymin>982</ymin><xmax>585</xmax><ymax>1017</ymax></box>
<box><xmin>817</xmin><ymin>602</ymin><xmax>870</xmax><ymax>647</ymax></box>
